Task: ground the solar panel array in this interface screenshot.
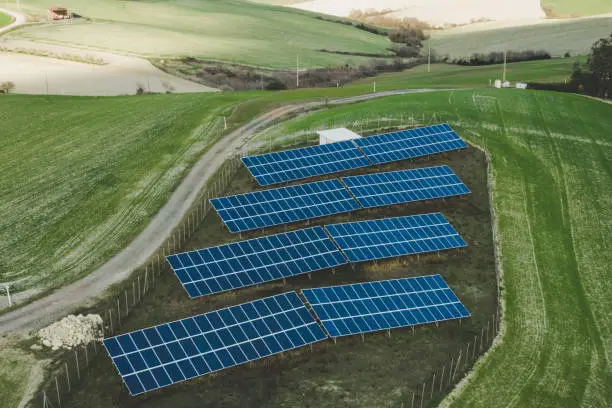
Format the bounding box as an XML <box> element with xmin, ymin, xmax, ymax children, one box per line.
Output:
<box><xmin>166</xmin><ymin>227</ymin><xmax>347</xmax><ymax>298</ymax></box>
<box><xmin>341</xmin><ymin>166</ymin><xmax>470</xmax><ymax>209</ymax></box>
<box><xmin>241</xmin><ymin>140</ymin><xmax>371</xmax><ymax>186</ymax></box>
<box><xmin>325</xmin><ymin>213</ymin><xmax>466</xmax><ymax>262</ymax></box>
<box><xmin>302</xmin><ymin>275</ymin><xmax>470</xmax><ymax>337</ymax></box>
<box><xmin>103</xmin><ymin>292</ymin><xmax>327</xmax><ymax>395</ymax></box>
<box><xmin>210</xmin><ymin>180</ymin><xmax>360</xmax><ymax>233</ymax></box>
<box><xmin>354</xmin><ymin>124</ymin><xmax>467</xmax><ymax>164</ymax></box>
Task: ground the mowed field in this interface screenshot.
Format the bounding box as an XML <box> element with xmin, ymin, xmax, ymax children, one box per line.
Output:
<box><xmin>7</xmin><ymin>0</ymin><xmax>390</xmax><ymax>68</ymax></box>
<box><xmin>429</xmin><ymin>16</ymin><xmax>612</xmax><ymax>58</ymax></box>
<box><xmin>0</xmin><ymin>92</ymin><xmax>256</xmax><ymax>299</ymax></box>
<box><xmin>353</xmin><ymin>58</ymin><xmax>579</xmax><ymax>90</ymax></box>
<box><xmin>263</xmin><ymin>90</ymin><xmax>612</xmax><ymax>407</ymax></box>
<box><xmin>541</xmin><ymin>0</ymin><xmax>612</xmax><ymax>16</ymax></box>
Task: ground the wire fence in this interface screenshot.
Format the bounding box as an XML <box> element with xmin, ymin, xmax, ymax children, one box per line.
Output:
<box><xmin>33</xmin><ymin>114</ymin><xmax>501</xmax><ymax>408</ymax></box>
<box><xmin>33</xmin><ymin>155</ymin><xmax>243</xmax><ymax>408</ymax></box>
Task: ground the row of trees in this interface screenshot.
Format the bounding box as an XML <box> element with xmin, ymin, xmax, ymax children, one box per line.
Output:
<box><xmin>530</xmin><ymin>33</ymin><xmax>611</xmax><ymax>99</ymax></box>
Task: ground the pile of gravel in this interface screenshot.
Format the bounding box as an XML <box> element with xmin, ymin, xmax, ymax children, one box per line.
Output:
<box><xmin>38</xmin><ymin>314</ymin><xmax>103</xmax><ymax>351</ymax></box>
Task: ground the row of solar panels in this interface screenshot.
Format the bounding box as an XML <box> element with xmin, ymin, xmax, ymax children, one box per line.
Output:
<box><xmin>167</xmin><ymin>213</ymin><xmax>466</xmax><ymax>299</ymax></box>
<box><xmin>242</xmin><ymin>124</ymin><xmax>467</xmax><ymax>186</ymax></box>
<box><xmin>104</xmin><ymin>275</ymin><xmax>470</xmax><ymax>395</ymax></box>
<box><xmin>211</xmin><ymin>165</ymin><xmax>470</xmax><ymax>233</ymax></box>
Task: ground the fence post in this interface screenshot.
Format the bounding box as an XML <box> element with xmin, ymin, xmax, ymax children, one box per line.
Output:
<box><xmin>55</xmin><ymin>376</ymin><xmax>61</xmax><ymax>407</ymax></box>
<box><xmin>109</xmin><ymin>309</ymin><xmax>113</xmax><ymax>335</ymax></box>
<box><xmin>430</xmin><ymin>373</ymin><xmax>436</xmax><ymax>399</ymax></box>
<box><xmin>439</xmin><ymin>365</ymin><xmax>445</xmax><ymax>392</ymax></box>
<box><xmin>448</xmin><ymin>357</ymin><xmax>454</xmax><ymax>385</ymax></box>
<box><xmin>137</xmin><ymin>276</ymin><xmax>141</xmax><ymax>302</ymax></box>
<box><xmin>117</xmin><ymin>299</ymin><xmax>121</xmax><ymax>326</ymax></box>
<box><xmin>420</xmin><ymin>382</ymin><xmax>425</xmax><ymax>408</ymax></box>
<box><xmin>65</xmin><ymin>362</ymin><xmax>71</xmax><ymax>392</ymax></box>
<box><xmin>125</xmin><ymin>290</ymin><xmax>129</xmax><ymax>317</ymax></box>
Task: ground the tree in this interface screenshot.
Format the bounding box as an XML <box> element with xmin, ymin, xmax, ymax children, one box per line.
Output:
<box><xmin>0</xmin><ymin>81</ymin><xmax>15</xmax><ymax>93</ymax></box>
<box><xmin>588</xmin><ymin>33</ymin><xmax>612</xmax><ymax>97</ymax></box>
<box><xmin>388</xmin><ymin>27</ymin><xmax>426</xmax><ymax>49</ymax></box>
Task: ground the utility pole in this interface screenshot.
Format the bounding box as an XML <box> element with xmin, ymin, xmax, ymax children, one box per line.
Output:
<box><xmin>373</xmin><ymin>81</ymin><xmax>376</xmax><ymax>93</ymax></box>
<box><xmin>503</xmin><ymin>50</ymin><xmax>507</xmax><ymax>83</ymax></box>
<box><xmin>427</xmin><ymin>37</ymin><xmax>431</xmax><ymax>73</ymax></box>
<box><xmin>296</xmin><ymin>53</ymin><xmax>299</xmax><ymax>88</ymax></box>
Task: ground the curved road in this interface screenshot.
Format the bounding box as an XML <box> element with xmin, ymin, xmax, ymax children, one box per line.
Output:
<box><xmin>0</xmin><ymin>7</ymin><xmax>26</xmax><ymax>34</ymax></box>
<box><xmin>0</xmin><ymin>88</ymin><xmax>447</xmax><ymax>334</ymax></box>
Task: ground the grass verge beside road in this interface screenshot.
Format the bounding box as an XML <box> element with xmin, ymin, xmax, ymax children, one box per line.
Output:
<box><xmin>0</xmin><ymin>11</ymin><xmax>13</xmax><ymax>28</ymax></box>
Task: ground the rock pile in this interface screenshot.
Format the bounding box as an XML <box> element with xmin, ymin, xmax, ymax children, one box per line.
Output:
<box><xmin>38</xmin><ymin>314</ymin><xmax>103</xmax><ymax>351</ymax></box>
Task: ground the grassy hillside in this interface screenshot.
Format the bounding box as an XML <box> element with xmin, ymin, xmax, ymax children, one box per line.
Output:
<box><xmin>542</xmin><ymin>0</ymin><xmax>612</xmax><ymax>16</ymax></box>
<box><xmin>8</xmin><ymin>0</ymin><xmax>390</xmax><ymax>68</ymax></box>
<box><xmin>247</xmin><ymin>90</ymin><xmax>612</xmax><ymax>407</ymax></box>
<box><xmin>0</xmin><ymin>92</ymin><xmax>256</xmax><ymax>296</ymax></box>
<box><xmin>430</xmin><ymin>17</ymin><xmax>612</xmax><ymax>58</ymax></box>
<box><xmin>0</xmin><ymin>11</ymin><xmax>13</xmax><ymax>28</ymax></box>
<box><xmin>353</xmin><ymin>58</ymin><xmax>579</xmax><ymax>90</ymax></box>
<box><xmin>0</xmin><ymin>58</ymin><xmax>579</xmax><ymax>299</ymax></box>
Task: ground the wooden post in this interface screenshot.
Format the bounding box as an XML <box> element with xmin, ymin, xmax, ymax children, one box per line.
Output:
<box><xmin>480</xmin><ymin>327</ymin><xmax>484</xmax><ymax>351</ymax></box>
<box><xmin>411</xmin><ymin>391</ymin><xmax>415</xmax><ymax>408</ymax></box>
<box><xmin>420</xmin><ymin>382</ymin><xmax>425</xmax><ymax>408</ymax></box>
<box><xmin>137</xmin><ymin>276</ymin><xmax>141</xmax><ymax>302</ymax></box>
<box><xmin>144</xmin><ymin>267</ymin><xmax>148</xmax><ymax>294</ymax></box>
<box><xmin>430</xmin><ymin>373</ymin><xmax>436</xmax><ymax>399</ymax></box>
<box><xmin>117</xmin><ymin>299</ymin><xmax>121</xmax><ymax>326</ymax></box>
<box><xmin>109</xmin><ymin>309</ymin><xmax>114</xmax><ymax>335</ymax></box>
<box><xmin>125</xmin><ymin>290</ymin><xmax>129</xmax><ymax>316</ymax></box>
<box><xmin>85</xmin><ymin>344</ymin><xmax>89</xmax><ymax>366</ymax></box>
<box><xmin>65</xmin><ymin>362</ymin><xmax>71</xmax><ymax>392</ymax></box>
<box><xmin>55</xmin><ymin>376</ymin><xmax>61</xmax><ymax>407</ymax></box>
<box><xmin>452</xmin><ymin>350</ymin><xmax>462</xmax><ymax>380</ymax></box>
<box><xmin>132</xmin><ymin>281</ymin><xmax>136</xmax><ymax>306</ymax></box>
<box><xmin>75</xmin><ymin>350</ymin><xmax>80</xmax><ymax>379</ymax></box>
<box><xmin>448</xmin><ymin>357</ymin><xmax>453</xmax><ymax>385</ymax></box>
<box><xmin>439</xmin><ymin>365</ymin><xmax>445</xmax><ymax>392</ymax></box>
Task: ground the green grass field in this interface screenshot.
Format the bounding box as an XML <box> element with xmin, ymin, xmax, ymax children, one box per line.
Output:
<box><xmin>0</xmin><ymin>11</ymin><xmax>13</xmax><ymax>28</ymax></box>
<box><xmin>0</xmin><ymin>92</ymin><xmax>258</xmax><ymax>296</ymax></box>
<box><xmin>0</xmin><ymin>57</ymin><xmax>579</xmax><ymax>300</ymax></box>
<box><xmin>542</xmin><ymin>0</ymin><xmax>612</xmax><ymax>16</ymax></box>
<box><xmin>430</xmin><ymin>17</ymin><xmax>612</xmax><ymax>58</ymax></box>
<box><xmin>8</xmin><ymin>0</ymin><xmax>390</xmax><ymax>68</ymax></box>
<box><xmin>259</xmin><ymin>90</ymin><xmax>612</xmax><ymax>407</ymax></box>
<box><xmin>353</xmin><ymin>58</ymin><xmax>579</xmax><ymax>90</ymax></box>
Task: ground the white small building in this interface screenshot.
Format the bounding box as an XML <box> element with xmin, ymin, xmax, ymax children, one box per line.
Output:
<box><xmin>494</xmin><ymin>79</ymin><xmax>502</xmax><ymax>89</ymax></box>
<box><xmin>516</xmin><ymin>82</ymin><xmax>528</xmax><ymax>90</ymax></box>
<box><xmin>317</xmin><ymin>128</ymin><xmax>362</xmax><ymax>145</ymax></box>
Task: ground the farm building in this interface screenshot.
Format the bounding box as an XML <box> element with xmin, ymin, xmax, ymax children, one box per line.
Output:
<box><xmin>48</xmin><ymin>7</ymin><xmax>70</xmax><ymax>20</ymax></box>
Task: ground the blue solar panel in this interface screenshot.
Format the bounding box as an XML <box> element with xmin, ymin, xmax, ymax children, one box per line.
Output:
<box><xmin>354</xmin><ymin>124</ymin><xmax>467</xmax><ymax>164</ymax></box>
<box><xmin>302</xmin><ymin>275</ymin><xmax>470</xmax><ymax>338</ymax></box>
<box><xmin>166</xmin><ymin>227</ymin><xmax>348</xmax><ymax>298</ymax></box>
<box><xmin>324</xmin><ymin>213</ymin><xmax>466</xmax><ymax>262</ymax></box>
<box><xmin>210</xmin><ymin>179</ymin><xmax>360</xmax><ymax>233</ymax></box>
<box><xmin>242</xmin><ymin>141</ymin><xmax>371</xmax><ymax>186</ymax></box>
<box><xmin>341</xmin><ymin>166</ymin><xmax>470</xmax><ymax>208</ymax></box>
<box><xmin>103</xmin><ymin>292</ymin><xmax>327</xmax><ymax>395</ymax></box>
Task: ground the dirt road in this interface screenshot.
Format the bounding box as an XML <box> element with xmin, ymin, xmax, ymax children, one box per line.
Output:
<box><xmin>0</xmin><ymin>89</ymin><xmax>443</xmax><ymax>334</ymax></box>
<box><xmin>0</xmin><ymin>8</ymin><xmax>25</xmax><ymax>34</ymax></box>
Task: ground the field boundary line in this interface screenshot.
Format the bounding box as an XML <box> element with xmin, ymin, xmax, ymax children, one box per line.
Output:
<box><xmin>439</xmin><ymin>134</ymin><xmax>505</xmax><ymax>407</ymax></box>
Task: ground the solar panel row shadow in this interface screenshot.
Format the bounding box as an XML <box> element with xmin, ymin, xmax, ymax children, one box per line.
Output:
<box><xmin>354</xmin><ymin>124</ymin><xmax>467</xmax><ymax>164</ymax></box>
<box><xmin>211</xmin><ymin>179</ymin><xmax>360</xmax><ymax>233</ymax></box>
<box><xmin>166</xmin><ymin>227</ymin><xmax>348</xmax><ymax>298</ymax></box>
<box><xmin>302</xmin><ymin>275</ymin><xmax>470</xmax><ymax>337</ymax></box>
<box><xmin>241</xmin><ymin>140</ymin><xmax>371</xmax><ymax>186</ymax></box>
<box><xmin>341</xmin><ymin>165</ymin><xmax>470</xmax><ymax>208</ymax></box>
<box><xmin>103</xmin><ymin>292</ymin><xmax>327</xmax><ymax>395</ymax></box>
<box><xmin>324</xmin><ymin>213</ymin><xmax>466</xmax><ymax>262</ymax></box>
